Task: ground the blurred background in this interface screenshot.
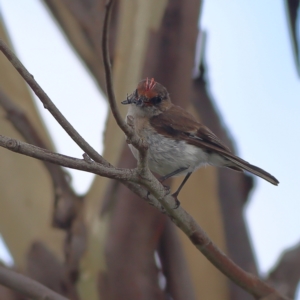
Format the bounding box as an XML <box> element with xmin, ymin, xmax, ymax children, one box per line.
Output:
<box><xmin>0</xmin><ymin>0</ymin><xmax>299</xmax><ymax>299</ymax></box>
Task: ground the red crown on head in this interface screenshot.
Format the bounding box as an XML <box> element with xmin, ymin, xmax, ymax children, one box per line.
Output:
<box><xmin>144</xmin><ymin>77</ymin><xmax>156</xmax><ymax>91</ymax></box>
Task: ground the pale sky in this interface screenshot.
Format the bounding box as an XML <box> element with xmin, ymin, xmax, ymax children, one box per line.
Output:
<box><xmin>0</xmin><ymin>0</ymin><xmax>299</xmax><ymax>297</ymax></box>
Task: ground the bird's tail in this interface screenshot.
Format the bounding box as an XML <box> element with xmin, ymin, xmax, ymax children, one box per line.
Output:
<box><xmin>225</xmin><ymin>156</ymin><xmax>279</xmax><ymax>186</ymax></box>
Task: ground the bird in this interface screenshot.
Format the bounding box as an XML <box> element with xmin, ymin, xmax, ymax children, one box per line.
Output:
<box><xmin>121</xmin><ymin>78</ymin><xmax>279</xmax><ymax>205</ymax></box>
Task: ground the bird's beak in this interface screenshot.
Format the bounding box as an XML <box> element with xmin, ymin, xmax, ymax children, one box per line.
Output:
<box><xmin>121</xmin><ymin>94</ymin><xmax>135</xmax><ymax>105</ymax></box>
<box><xmin>121</xmin><ymin>94</ymin><xmax>145</xmax><ymax>106</ymax></box>
<box><xmin>121</xmin><ymin>99</ymin><xmax>131</xmax><ymax>105</ymax></box>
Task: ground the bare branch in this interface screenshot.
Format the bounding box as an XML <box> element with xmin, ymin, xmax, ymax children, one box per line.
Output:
<box><xmin>102</xmin><ymin>0</ymin><xmax>148</xmax><ymax>157</ymax></box>
<box><xmin>266</xmin><ymin>241</ymin><xmax>300</xmax><ymax>299</ymax></box>
<box><xmin>0</xmin><ymin>266</ymin><xmax>68</xmax><ymax>300</ymax></box>
<box><xmin>101</xmin><ymin>0</ymin><xmax>128</xmax><ymax>136</ymax></box>
<box><xmin>0</xmin><ymin>135</ymin><xmax>134</xmax><ymax>181</ymax></box>
<box><xmin>0</xmin><ymin>38</ymin><xmax>109</xmax><ymax>167</ymax></box>
<box><xmin>0</xmin><ymin>134</ymin><xmax>164</xmax><ymax>217</ymax></box>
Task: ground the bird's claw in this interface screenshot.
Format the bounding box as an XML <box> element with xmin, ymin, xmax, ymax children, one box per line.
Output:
<box><xmin>171</xmin><ymin>193</ymin><xmax>180</xmax><ymax>209</ymax></box>
<box><xmin>147</xmin><ymin>185</ymin><xmax>179</xmax><ymax>209</ymax></box>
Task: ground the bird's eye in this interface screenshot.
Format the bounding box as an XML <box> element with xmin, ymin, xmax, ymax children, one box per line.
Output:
<box><xmin>151</xmin><ymin>96</ymin><xmax>162</xmax><ymax>105</ymax></box>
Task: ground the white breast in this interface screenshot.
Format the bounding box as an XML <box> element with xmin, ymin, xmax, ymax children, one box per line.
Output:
<box><xmin>129</xmin><ymin>130</ymin><xmax>210</xmax><ymax>177</ymax></box>
<box><xmin>126</xmin><ymin>108</ymin><xmax>227</xmax><ymax>177</ymax></box>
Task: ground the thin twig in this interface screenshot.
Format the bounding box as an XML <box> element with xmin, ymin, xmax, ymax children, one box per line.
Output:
<box><xmin>0</xmin><ymin>135</ymin><xmax>135</xmax><ymax>181</ymax></box>
<box><xmin>0</xmin><ymin>134</ymin><xmax>162</xmax><ymax>210</ymax></box>
<box><xmin>0</xmin><ymin>38</ymin><xmax>110</xmax><ymax>167</ymax></box>
<box><xmin>102</xmin><ymin>0</ymin><xmax>148</xmax><ymax>157</ymax></box>
<box><xmin>0</xmin><ymin>266</ymin><xmax>68</xmax><ymax>300</ymax></box>
<box><xmin>101</xmin><ymin>0</ymin><xmax>128</xmax><ymax>136</ymax></box>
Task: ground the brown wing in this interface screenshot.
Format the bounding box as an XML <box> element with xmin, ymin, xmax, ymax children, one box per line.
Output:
<box><xmin>150</xmin><ymin>105</ymin><xmax>279</xmax><ymax>186</ymax></box>
<box><xmin>150</xmin><ymin>104</ymin><xmax>231</xmax><ymax>152</ymax></box>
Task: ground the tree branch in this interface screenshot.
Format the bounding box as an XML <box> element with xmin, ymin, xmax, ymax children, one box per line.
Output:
<box><xmin>0</xmin><ymin>266</ymin><xmax>68</xmax><ymax>300</ymax></box>
<box><xmin>0</xmin><ymin>135</ymin><xmax>135</xmax><ymax>181</ymax></box>
<box><xmin>0</xmin><ymin>38</ymin><xmax>109</xmax><ymax>167</ymax></box>
<box><xmin>102</xmin><ymin>0</ymin><xmax>148</xmax><ymax>158</ymax></box>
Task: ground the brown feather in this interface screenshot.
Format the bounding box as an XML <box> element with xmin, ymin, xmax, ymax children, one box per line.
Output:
<box><xmin>150</xmin><ymin>104</ymin><xmax>279</xmax><ymax>186</ymax></box>
<box><xmin>150</xmin><ymin>104</ymin><xmax>231</xmax><ymax>152</ymax></box>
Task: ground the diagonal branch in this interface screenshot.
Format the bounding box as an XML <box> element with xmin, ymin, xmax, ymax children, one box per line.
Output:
<box><xmin>0</xmin><ymin>134</ymin><xmax>161</xmax><ymax>211</ymax></box>
<box><xmin>0</xmin><ymin>38</ymin><xmax>109</xmax><ymax>167</ymax></box>
<box><xmin>0</xmin><ymin>266</ymin><xmax>68</xmax><ymax>300</ymax></box>
<box><xmin>0</xmin><ymin>135</ymin><xmax>135</xmax><ymax>181</ymax></box>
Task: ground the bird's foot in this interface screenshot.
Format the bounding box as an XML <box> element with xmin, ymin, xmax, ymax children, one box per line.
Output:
<box><xmin>147</xmin><ymin>183</ymin><xmax>178</xmax><ymax>209</ymax></box>
<box><xmin>171</xmin><ymin>192</ymin><xmax>180</xmax><ymax>209</ymax></box>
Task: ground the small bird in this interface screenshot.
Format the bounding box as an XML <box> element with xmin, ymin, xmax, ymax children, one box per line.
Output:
<box><xmin>122</xmin><ymin>78</ymin><xmax>279</xmax><ymax>204</ymax></box>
